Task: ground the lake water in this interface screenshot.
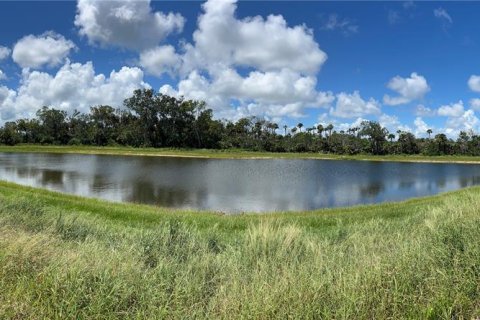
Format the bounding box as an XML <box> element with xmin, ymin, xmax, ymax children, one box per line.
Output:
<box><xmin>1</xmin><ymin>152</ymin><xmax>480</xmax><ymax>213</ymax></box>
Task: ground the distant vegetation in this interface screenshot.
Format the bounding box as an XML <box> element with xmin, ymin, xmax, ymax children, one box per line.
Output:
<box><xmin>1</xmin><ymin>88</ymin><xmax>480</xmax><ymax>156</ymax></box>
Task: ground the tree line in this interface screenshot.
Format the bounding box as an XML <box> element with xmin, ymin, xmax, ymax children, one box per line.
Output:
<box><xmin>1</xmin><ymin>88</ymin><xmax>479</xmax><ymax>156</ymax></box>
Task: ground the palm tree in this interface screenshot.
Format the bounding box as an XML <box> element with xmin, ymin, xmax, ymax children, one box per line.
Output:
<box><xmin>427</xmin><ymin>129</ymin><xmax>432</xmax><ymax>139</ymax></box>
<box><xmin>297</xmin><ymin>123</ymin><xmax>303</xmax><ymax>132</ymax></box>
<box><xmin>272</xmin><ymin>123</ymin><xmax>279</xmax><ymax>134</ymax></box>
<box><xmin>326</xmin><ymin>123</ymin><xmax>334</xmax><ymax>137</ymax></box>
<box><xmin>291</xmin><ymin>127</ymin><xmax>297</xmax><ymax>135</ymax></box>
<box><xmin>388</xmin><ymin>133</ymin><xmax>395</xmax><ymax>142</ymax></box>
<box><xmin>283</xmin><ymin>124</ymin><xmax>288</xmax><ymax>136</ymax></box>
<box><xmin>317</xmin><ymin>124</ymin><xmax>324</xmax><ymax>138</ymax></box>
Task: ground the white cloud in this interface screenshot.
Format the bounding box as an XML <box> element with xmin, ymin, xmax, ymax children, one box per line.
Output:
<box><xmin>0</xmin><ymin>46</ymin><xmax>10</xmax><ymax>61</ymax></box>
<box><xmin>433</xmin><ymin>7</ymin><xmax>452</xmax><ymax>24</ymax></box>
<box><xmin>161</xmin><ymin>69</ymin><xmax>334</xmax><ymax>120</ymax></box>
<box><xmin>0</xmin><ymin>61</ymin><xmax>149</xmax><ymax>121</ymax></box>
<box><xmin>0</xmin><ymin>70</ymin><xmax>6</xmax><ymax>81</ymax></box>
<box><xmin>383</xmin><ymin>72</ymin><xmax>430</xmax><ymax>106</ymax></box>
<box><xmin>414</xmin><ymin>117</ymin><xmax>431</xmax><ymax>137</ymax></box>
<box><xmin>444</xmin><ymin>110</ymin><xmax>479</xmax><ymax>137</ymax></box>
<box><xmin>415</xmin><ymin>104</ymin><xmax>436</xmax><ymax>117</ymax></box>
<box><xmin>181</xmin><ymin>0</ymin><xmax>327</xmax><ymax>75</ymax></box>
<box><xmin>333</xmin><ymin>117</ymin><xmax>367</xmax><ymax>133</ymax></box>
<box><xmin>379</xmin><ymin>113</ymin><xmax>411</xmax><ymax>133</ymax></box>
<box><xmin>435</xmin><ymin>101</ymin><xmax>479</xmax><ymax>137</ymax></box>
<box><xmin>75</xmin><ymin>0</ymin><xmax>184</xmax><ymax>51</ymax></box>
<box><xmin>330</xmin><ymin>91</ymin><xmax>381</xmax><ymax>119</ymax></box>
<box><xmin>321</xmin><ymin>14</ymin><xmax>358</xmax><ymax>35</ymax></box>
<box><xmin>159</xmin><ymin>0</ymin><xmax>330</xmax><ymax>121</ymax></box>
<box><xmin>468</xmin><ymin>75</ymin><xmax>480</xmax><ymax>92</ymax></box>
<box><xmin>12</xmin><ymin>32</ymin><xmax>76</xmax><ymax>69</ymax></box>
<box><xmin>438</xmin><ymin>101</ymin><xmax>464</xmax><ymax>117</ymax></box>
<box><xmin>469</xmin><ymin>98</ymin><xmax>480</xmax><ymax>111</ymax></box>
<box><xmin>139</xmin><ymin>45</ymin><xmax>180</xmax><ymax>76</ymax></box>
<box><xmin>0</xmin><ymin>86</ymin><xmax>13</xmax><ymax>105</ymax></box>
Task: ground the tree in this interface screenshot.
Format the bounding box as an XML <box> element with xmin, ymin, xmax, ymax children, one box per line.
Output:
<box><xmin>317</xmin><ymin>124</ymin><xmax>324</xmax><ymax>138</ymax></box>
<box><xmin>123</xmin><ymin>89</ymin><xmax>159</xmax><ymax>147</ymax></box>
<box><xmin>326</xmin><ymin>123</ymin><xmax>334</xmax><ymax>137</ymax></box>
<box><xmin>427</xmin><ymin>129</ymin><xmax>433</xmax><ymax>139</ymax></box>
<box><xmin>36</xmin><ymin>106</ymin><xmax>69</xmax><ymax>144</ymax></box>
<box><xmin>90</xmin><ymin>105</ymin><xmax>119</xmax><ymax>146</ymax></box>
<box><xmin>398</xmin><ymin>132</ymin><xmax>419</xmax><ymax>154</ymax></box>
<box><xmin>272</xmin><ymin>123</ymin><xmax>279</xmax><ymax>134</ymax></box>
<box><xmin>0</xmin><ymin>122</ymin><xmax>22</xmax><ymax>145</ymax></box>
<box><xmin>388</xmin><ymin>133</ymin><xmax>395</xmax><ymax>142</ymax></box>
<box><xmin>359</xmin><ymin>121</ymin><xmax>388</xmax><ymax>155</ymax></box>
<box><xmin>297</xmin><ymin>123</ymin><xmax>303</xmax><ymax>132</ymax></box>
<box><xmin>434</xmin><ymin>133</ymin><xmax>449</xmax><ymax>155</ymax></box>
<box><xmin>283</xmin><ymin>125</ymin><xmax>288</xmax><ymax>136</ymax></box>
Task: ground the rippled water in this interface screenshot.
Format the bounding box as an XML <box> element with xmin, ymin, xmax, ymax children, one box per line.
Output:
<box><xmin>1</xmin><ymin>152</ymin><xmax>480</xmax><ymax>213</ymax></box>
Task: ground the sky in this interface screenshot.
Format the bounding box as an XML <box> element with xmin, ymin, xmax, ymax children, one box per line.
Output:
<box><xmin>1</xmin><ymin>1</ymin><xmax>480</xmax><ymax>138</ymax></box>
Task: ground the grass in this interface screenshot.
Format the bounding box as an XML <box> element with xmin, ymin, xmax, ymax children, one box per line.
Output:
<box><xmin>3</xmin><ymin>143</ymin><xmax>480</xmax><ymax>163</ymax></box>
<box><xmin>0</xmin><ymin>180</ymin><xmax>479</xmax><ymax>318</ymax></box>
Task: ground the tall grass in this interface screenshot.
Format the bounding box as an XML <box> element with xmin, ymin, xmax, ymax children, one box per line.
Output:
<box><xmin>0</xmin><ymin>182</ymin><xmax>479</xmax><ymax>318</ymax></box>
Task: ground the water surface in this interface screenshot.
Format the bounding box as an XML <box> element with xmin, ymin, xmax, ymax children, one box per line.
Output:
<box><xmin>1</xmin><ymin>152</ymin><xmax>479</xmax><ymax>213</ymax></box>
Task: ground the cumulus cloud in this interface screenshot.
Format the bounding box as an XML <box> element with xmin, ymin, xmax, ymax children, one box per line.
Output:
<box><xmin>468</xmin><ymin>75</ymin><xmax>480</xmax><ymax>92</ymax></box>
<box><xmin>0</xmin><ymin>46</ymin><xmax>10</xmax><ymax>61</ymax></box>
<box><xmin>332</xmin><ymin>117</ymin><xmax>367</xmax><ymax>133</ymax></box>
<box><xmin>181</xmin><ymin>0</ymin><xmax>327</xmax><ymax>75</ymax></box>
<box><xmin>379</xmin><ymin>113</ymin><xmax>411</xmax><ymax>133</ymax></box>
<box><xmin>139</xmin><ymin>45</ymin><xmax>180</xmax><ymax>76</ymax></box>
<box><xmin>330</xmin><ymin>91</ymin><xmax>381</xmax><ymax>119</ymax></box>
<box><xmin>415</xmin><ymin>104</ymin><xmax>436</xmax><ymax>117</ymax></box>
<box><xmin>469</xmin><ymin>98</ymin><xmax>480</xmax><ymax>111</ymax></box>
<box><xmin>438</xmin><ymin>101</ymin><xmax>464</xmax><ymax>117</ymax></box>
<box><xmin>160</xmin><ymin>69</ymin><xmax>334</xmax><ymax>119</ymax></box>
<box><xmin>12</xmin><ymin>32</ymin><xmax>76</xmax><ymax>69</ymax></box>
<box><xmin>414</xmin><ymin>117</ymin><xmax>431</xmax><ymax>137</ymax></box>
<box><xmin>383</xmin><ymin>72</ymin><xmax>430</xmax><ymax>106</ymax></box>
<box><xmin>75</xmin><ymin>0</ymin><xmax>184</xmax><ymax>50</ymax></box>
<box><xmin>159</xmin><ymin>0</ymin><xmax>330</xmax><ymax>121</ymax></box>
<box><xmin>444</xmin><ymin>110</ymin><xmax>479</xmax><ymax>137</ymax></box>
<box><xmin>0</xmin><ymin>61</ymin><xmax>149</xmax><ymax>121</ymax></box>
<box><xmin>435</xmin><ymin>101</ymin><xmax>479</xmax><ymax>137</ymax></box>
<box><xmin>0</xmin><ymin>70</ymin><xmax>6</xmax><ymax>81</ymax></box>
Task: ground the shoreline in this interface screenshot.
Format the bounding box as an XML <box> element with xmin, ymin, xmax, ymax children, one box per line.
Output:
<box><xmin>2</xmin><ymin>144</ymin><xmax>480</xmax><ymax>164</ymax></box>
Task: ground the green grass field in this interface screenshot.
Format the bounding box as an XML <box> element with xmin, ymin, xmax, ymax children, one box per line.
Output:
<box><xmin>0</xmin><ymin>180</ymin><xmax>479</xmax><ymax>319</ymax></box>
<box><xmin>3</xmin><ymin>144</ymin><xmax>480</xmax><ymax>163</ymax></box>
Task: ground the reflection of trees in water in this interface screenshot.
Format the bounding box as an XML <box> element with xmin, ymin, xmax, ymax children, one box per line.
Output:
<box><xmin>458</xmin><ymin>175</ymin><xmax>480</xmax><ymax>188</ymax></box>
<box><xmin>436</xmin><ymin>178</ymin><xmax>446</xmax><ymax>188</ymax></box>
<box><xmin>398</xmin><ymin>180</ymin><xmax>415</xmax><ymax>190</ymax></box>
<box><xmin>359</xmin><ymin>181</ymin><xmax>385</xmax><ymax>198</ymax></box>
<box><xmin>124</xmin><ymin>180</ymin><xmax>208</xmax><ymax>208</ymax></box>
<box><xmin>91</xmin><ymin>174</ymin><xmax>112</xmax><ymax>191</ymax></box>
<box><xmin>41</xmin><ymin>170</ymin><xmax>64</xmax><ymax>185</ymax></box>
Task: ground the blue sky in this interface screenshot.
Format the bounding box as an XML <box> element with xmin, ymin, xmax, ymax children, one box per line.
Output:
<box><xmin>1</xmin><ymin>1</ymin><xmax>480</xmax><ymax>138</ymax></box>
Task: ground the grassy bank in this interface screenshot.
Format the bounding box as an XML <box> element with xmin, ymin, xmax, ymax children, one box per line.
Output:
<box><xmin>3</xmin><ymin>144</ymin><xmax>480</xmax><ymax>163</ymax></box>
<box><xmin>0</xmin><ymin>181</ymin><xmax>479</xmax><ymax>318</ymax></box>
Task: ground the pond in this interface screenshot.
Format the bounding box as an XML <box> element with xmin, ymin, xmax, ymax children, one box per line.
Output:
<box><xmin>1</xmin><ymin>152</ymin><xmax>480</xmax><ymax>213</ymax></box>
